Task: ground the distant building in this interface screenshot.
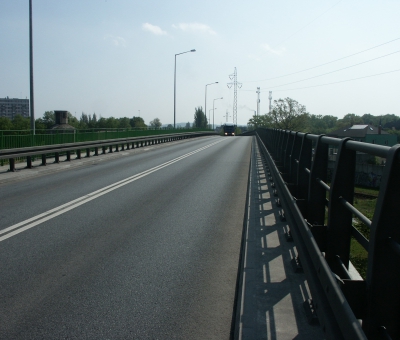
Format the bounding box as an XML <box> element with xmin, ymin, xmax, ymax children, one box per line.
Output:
<box><xmin>328</xmin><ymin>124</ymin><xmax>397</xmax><ymax>147</ymax></box>
<box><xmin>0</xmin><ymin>97</ymin><xmax>30</xmax><ymax>120</ymax></box>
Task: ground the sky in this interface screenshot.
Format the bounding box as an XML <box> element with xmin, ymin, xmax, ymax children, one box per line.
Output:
<box><xmin>1</xmin><ymin>0</ymin><xmax>399</xmax><ymax>127</ymax></box>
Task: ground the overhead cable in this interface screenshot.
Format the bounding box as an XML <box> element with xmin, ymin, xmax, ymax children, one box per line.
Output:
<box><xmin>243</xmin><ymin>37</ymin><xmax>400</xmax><ymax>84</ymax></box>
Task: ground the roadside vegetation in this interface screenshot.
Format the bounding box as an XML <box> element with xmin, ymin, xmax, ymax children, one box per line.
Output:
<box><xmin>350</xmin><ymin>186</ymin><xmax>379</xmax><ymax>279</ymax></box>
<box><xmin>247</xmin><ymin>97</ymin><xmax>400</xmax><ymax>142</ymax></box>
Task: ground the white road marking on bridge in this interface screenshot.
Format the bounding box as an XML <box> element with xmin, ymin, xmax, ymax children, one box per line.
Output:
<box><xmin>0</xmin><ymin>139</ymin><xmax>225</xmax><ymax>242</ymax></box>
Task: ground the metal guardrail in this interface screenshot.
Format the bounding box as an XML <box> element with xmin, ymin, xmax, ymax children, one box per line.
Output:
<box><xmin>0</xmin><ymin>128</ymin><xmax>211</xmax><ymax>149</ymax></box>
<box><xmin>252</xmin><ymin>128</ymin><xmax>400</xmax><ymax>340</ymax></box>
<box><xmin>0</xmin><ymin>131</ymin><xmax>217</xmax><ymax>172</ymax></box>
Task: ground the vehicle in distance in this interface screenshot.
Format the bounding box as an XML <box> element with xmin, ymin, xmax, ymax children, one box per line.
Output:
<box><xmin>223</xmin><ymin>123</ymin><xmax>236</xmax><ymax>136</ymax></box>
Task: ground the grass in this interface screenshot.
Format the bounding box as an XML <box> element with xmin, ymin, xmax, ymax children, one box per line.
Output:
<box><xmin>354</xmin><ymin>186</ymin><xmax>380</xmax><ymax>197</ymax></box>
<box><xmin>349</xmin><ymin>188</ymin><xmax>377</xmax><ymax>279</ymax></box>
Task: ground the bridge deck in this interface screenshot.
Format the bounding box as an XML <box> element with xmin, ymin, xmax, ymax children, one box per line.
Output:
<box><xmin>235</xmin><ymin>141</ymin><xmax>325</xmax><ymax>339</ymax></box>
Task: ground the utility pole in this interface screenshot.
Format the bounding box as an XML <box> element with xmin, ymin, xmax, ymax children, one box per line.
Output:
<box><xmin>225</xmin><ymin>110</ymin><xmax>231</xmax><ymax>123</ymax></box>
<box><xmin>29</xmin><ymin>0</ymin><xmax>35</xmax><ymax>134</ymax></box>
<box><xmin>269</xmin><ymin>91</ymin><xmax>272</xmax><ymax>114</ymax></box>
<box><xmin>256</xmin><ymin>87</ymin><xmax>260</xmax><ymax>116</ymax></box>
<box><xmin>227</xmin><ymin>67</ymin><xmax>242</xmax><ymax>125</ymax></box>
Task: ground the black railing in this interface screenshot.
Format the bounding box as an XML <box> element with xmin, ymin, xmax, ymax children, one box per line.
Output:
<box><xmin>252</xmin><ymin>128</ymin><xmax>400</xmax><ymax>340</ymax></box>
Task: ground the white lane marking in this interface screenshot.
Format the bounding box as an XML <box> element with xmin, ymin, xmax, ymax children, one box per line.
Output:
<box><xmin>1</xmin><ymin>139</ymin><xmax>225</xmax><ymax>242</ymax></box>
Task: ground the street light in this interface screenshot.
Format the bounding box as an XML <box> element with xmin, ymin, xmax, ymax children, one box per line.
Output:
<box><xmin>213</xmin><ymin>97</ymin><xmax>223</xmax><ymax>129</ymax></box>
<box><xmin>205</xmin><ymin>82</ymin><xmax>218</xmax><ymax>127</ymax></box>
<box><xmin>29</xmin><ymin>0</ymin><xmax>35</xmax><ymax>134</ymax></box>
<box><xmin>174</xmin><ymin>49</ymin><xmax>196</xmax><ymax>128</ymax></box>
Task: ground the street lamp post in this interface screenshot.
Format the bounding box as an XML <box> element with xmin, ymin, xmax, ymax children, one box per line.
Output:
<box><xmin>29</xmin><ymin>0</ymin><xmax>35</xmax><ymax>135</ymax></box>
<box><xmin>174</xmin><ymin>49</ymin><xmax>196</xmax><ymax>128</ymax></box>
<box><xmin>205</xmin><ymin>82</ymin><xmax>218</xmax><ymax>127</ymax></box>
<box><xmin>213</xmin><ymin>97</ymin><xmax>223</xmax><ymax>129</ymax></box>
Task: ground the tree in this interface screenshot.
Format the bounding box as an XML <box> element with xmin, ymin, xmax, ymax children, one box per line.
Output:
<box><xmin>269</xmin><ymin>97</ymin><xmax>309</xmax><ymax>131</ymax></box>
<box><xmin>118</xmin><ymin>117</ymin><xmax>131</xmax><ymax>129</ymax></box>
<box><xmin>167</xmin><ymin>124</ymin><xmax>173</xmax><ymax>129</ymax></box>
<box><xmin>193</xmin><ymin>106</ymin><xmax>208</xmax><ymax>128</ymax></box>
<box><xmin>247</xmin><ymin>114</ymin><xmax>273</xmax><ymax>130</ymax></box>
<box><xmin>130</xmin><ymin>116</ymin><xmax>146</xmax><ymax>128</ymax></box>
<box><xmin>150</xmin><ymin>118</ymin><xmax>162</xmax><ymax>129</ymax></box>
<box><xmin>185</xmin><ymin>122</ymin><xmax>191</xmax><ymax>129</ymax></box>
<box><xmin>67</xmin><ymin>112</ymin><xmax>80</xmax><ymax>128</ymax></box>
<box><xmin>0</xmin><ymin>117</ymin><xmax>13</xmax><ymax>130</ymax></box>
<box><xmin>12</xmin><ymin>114</ymin><xmax>30</xmax><ymax>130</ymax></box>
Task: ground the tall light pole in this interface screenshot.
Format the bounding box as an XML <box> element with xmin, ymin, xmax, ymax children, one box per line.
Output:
<box><xmin>213</xmin><ymin>97</ymin><xmax>223</xmax><ymax>129</ymax></box>
<box><xmin>29</xmin><ymin>0</ymin><xmax>35</xmax><ymax>134</ymax></box>
<box><xmin>205</xmin><ymin>82</ymin><xmax>218</xmax><ymax>127</ymax></box>
<box><xmin>174</xmin><ymin>49</ymin><xmax>196</xmax><ymax>128</ymax></box>
<box><xmin>209</xmin><ymin>109</ymin><xmax>213</xmax><ymax>128</ymax></box>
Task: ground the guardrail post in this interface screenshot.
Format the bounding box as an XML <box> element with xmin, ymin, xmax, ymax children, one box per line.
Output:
<box><xmin>76</xmin><ymin>149</ymin><xmax>81</xmax><ymax>159</ymax></box>
<box><xmin>297</xmin><ymin>133</ymin><xmax>312</xmax><ymax>200</ymax></box>
<box><xmin>288</xmin><ymin>132</ymin><xmax>301</xmax><ymax>195</ymax></box>
<box><xmin>66</xmin><ymin>151</ymin><xmax>71</xmax><ymax>161</ymax></box>
<box><xmin>94</xmin><ymin>147</ymin><xmax>99</xmax><ymax>156</ymax></box>
<box><xmin>109</xmin><ymin>145</ymin><xmax>113</xmax><ymax>153</ymax></box>
<box><xmin>26</xmin><ymin>156</ymin><xmax>32</xmax><ymax>168</ymax></box>
<box><xmin>295</xmin><ymin>133</ymin><xmax>312</xmax><ymax>218</ymax></box>
<box><xmin>86</xmin><ymin>148</ymin><xmax>90</xmax><ymax>157</ymax></box>
<box><xmin>326</xmin><ymin>138</ymin><xmax>355</xmax><ymax>272</ymax></box>
<box><xmin>54</xmin><ymin>152</ymin><xmax>60</xmax><ymax>163</ymax></box>
<box><xmin>41</xmin><ymin>154</ymin><xmax>47</xmax><ymax>166</ymax></box>
<box><xmin>364</xmin><ymin>144</ymin><xmax>400</xmax><ymax>339</ymax></box>
<box><xmin>9</xmin><ymin>158</ymin><xmax>16</xmax><ymax>172</ymax></box>
<box><xmin>308</xmin><ymin>135</ymin><xmax>328</xmax><ymax>227</ymax></box>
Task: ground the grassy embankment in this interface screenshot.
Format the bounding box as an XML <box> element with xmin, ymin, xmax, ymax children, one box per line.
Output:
<box><xmin>350</xmin><ymin>186</ymin><xmax>378</xmax><ymax>279</ymax></box>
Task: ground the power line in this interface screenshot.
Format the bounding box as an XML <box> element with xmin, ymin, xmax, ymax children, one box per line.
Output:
<box><xmin>262</xmin><ymin>69</ymin><xmax>400</xmax><ymax>92</ymax></box>
<box><xmin>276</xmin><ymin>0</ymin><xmax>343</xmax><ymax>47</ymax></box>
<box><xmin>242</xmin><ymin>37</ymin><xmax>400</xmax><ymax>84</ymax></box>
<box><xmin>262</xmin><ymin>50</ymin><xmax>400</xmax><ymax>90</ymax></box>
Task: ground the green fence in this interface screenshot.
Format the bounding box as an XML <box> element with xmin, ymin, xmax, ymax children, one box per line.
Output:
<box><xmin>0</xmin><ymin>128</ymin><xmax>210</xmax><ymax>150</ymax></box>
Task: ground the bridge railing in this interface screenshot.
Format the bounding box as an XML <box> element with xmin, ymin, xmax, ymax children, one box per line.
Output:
<box><xmin>0</xmin><ymin>131</ymin><xmax>217</xmax><ymax>172</ymax></box>
<box><xmin>254</xmin><ymin>128</ymin><xmax>400</xmax><ymax>340</ymax></box>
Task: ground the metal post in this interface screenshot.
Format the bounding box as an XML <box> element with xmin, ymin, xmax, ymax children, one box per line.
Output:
<box><xmin>174</xmin><ymin>49</ymin><xmax>195</xmax><ymax>129</ymax></box>
<box><xmin>29</xmin><ymin>0</ymin><xmax>35</xmax><ymax>135</ymax></box>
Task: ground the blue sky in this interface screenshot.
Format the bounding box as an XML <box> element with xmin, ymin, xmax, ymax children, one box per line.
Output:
<box><xmin>1</xmin><ymin>0</ymin><xmax>399</xmax><ymax>126</ymax></box>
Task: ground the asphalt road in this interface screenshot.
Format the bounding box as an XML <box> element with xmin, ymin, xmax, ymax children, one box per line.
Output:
<box><xmin>0</xmin><ymin>136</ymin><xmax>252</xmax><ymax>339</ymax></box>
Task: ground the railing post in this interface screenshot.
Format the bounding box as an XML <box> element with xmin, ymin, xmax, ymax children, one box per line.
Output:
<box><xmin>282</xmin><ymin>131</ymin><xmax>292</xmax><ymax>179</ymax></box>
<box><xmin>289</xmin><ymin>132</ymin><xmax>301</xmax><ymax>192</ymax></box>
<box><xmin>9</xmin><ymin>158</ymin><xmax>16</xmax><ymax>172</ymax></box>
<box><xmin>308</xmin><ymin>135</ymin><xmax>329</xmax><ymax>227</ymax></box>
<box><xmin>364</xmin><ymin>144</ymin><xmax>400</xmax><ymax>339</ymax></box>
<box><xmin>297</xmin><ymin>133</ymin><xmax>312</xmax><ymax>200</ymax></box>
<box><xmin>41</xmin><ymin>154</ymin><xmax>47</xmax><ymax>166</ymax></box>
<box><xmin>326</xmin><ymin>138</ymin><xmax>355</xmax><ymax>271</ymax></box>
<box><xmin>26</xmin><ymin>156</ymin><xmax>32</xmax><ymax>168</ymax></box>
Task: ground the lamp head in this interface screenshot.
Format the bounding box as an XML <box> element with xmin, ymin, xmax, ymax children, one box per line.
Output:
<box><xmin>191</xmin><ymin>49</ymin><xmax>196</xmax><ymax>52</ymax></box>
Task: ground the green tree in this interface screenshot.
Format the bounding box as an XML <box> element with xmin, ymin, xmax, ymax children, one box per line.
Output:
<box><xmin>333</xmin><ymin>113</ymin><xmax>363</xmax><ymax>130</ymax></box>
<box><xmin>150</xmin><ymin>118</ymin><xmax>162</xmax><ymax>129</ymax></box>
<box><xmin>193</xmin><ymin>106</ymin><xmax>208</xmax><ymax>128</ymax></box>
<box><xmin>67</xmin><ymin>112</ymin><xmax>79</xmax><ymax>128</ymax></box>
<box><xmin>185</xmin><ymin>122</ymin><xmax>191</xmax><ymax>129</ymax></box>
<box><xmin>41</xmin><ymin>111</ymin><xmax>55</xmax><ymax>128</ymax></box>
<box><xmin>247</xmin><ymin>114</ymin><xmax>273</xmax><ymax>130</ymax></box>
<box><xmin>0</xmin><ymin>117</ymin><xmax>13</xmax><ymax>130</ymax></box>
<box><xmin>118</xmin><ymin>117</ymin><xmax>131</xmax><ymax>129</ymax></box>
<box><xmin>12</xmin><ymin>114</ymin><xmax>30</xmax><ymax>130</ymax></box>
<box><xmin>167</xmin><ymin>124</ymin><xmax>174</xmax><ymax>129</ymax></box>
<box><xmin>130</xmin><ymin>116</ymin><xmax>146</xmax><ymax>128</ymax></box>
<box><xmin>105</xmin><ymin>117</ymin><xmax>119</xmax><ymax>129</ymax></box>
<box><xmin>268</xmin><ymin>97</ymin><xmax>309</xmax><ymax>131</ymax></box>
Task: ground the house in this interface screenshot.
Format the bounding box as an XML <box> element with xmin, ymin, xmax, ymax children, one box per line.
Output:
<box><xmin>328</xmin><ymin>124</ymin><xmax>397</xmax><ymax>147</ymax></box>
